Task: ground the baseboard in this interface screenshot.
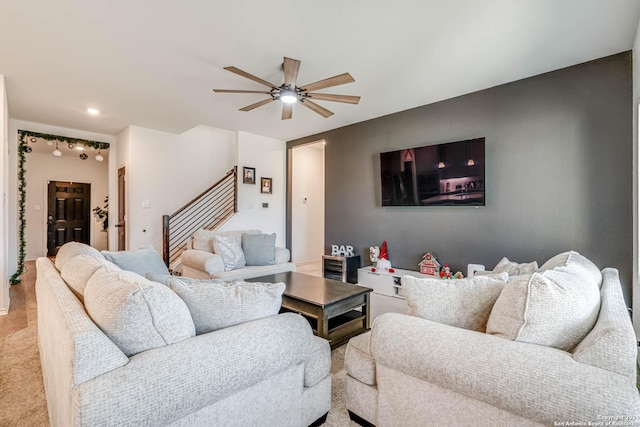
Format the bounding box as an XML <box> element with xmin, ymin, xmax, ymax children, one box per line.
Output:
<box><xmin>0</xmin><ymin>297</ymin><xmax>10</xmax><ymax>315</ymax></box>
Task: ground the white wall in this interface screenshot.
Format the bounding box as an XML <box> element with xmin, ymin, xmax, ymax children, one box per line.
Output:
<box><xmin>0</xmin><ymin>76</ymin><xmax>9</xmax><ymax>314</ymax></box>
<box><xmin>24</xmin><ymin>152</ymin><xmax>109</xmax><ymax>259</ymax></box>
<box><xmin>291</xmin><ymin>141</ymin><xmax>325</xmax><ymax>263</ymax></box>
<box><xmin>633</xmin><ymin>17</ymin><xmax>640</xmax><ymax>335</ymax></box>
<box><xmin>222</xmin><ymin>131</ymin><xmax>286</xmax><ymax>246</ymax></box>
<box><xmin>8</xmin><ymin>120</ymin><xmax>115</xmax><ymax>278</ymax></box>
<box><xmin>125</xmin><ymin>125</ymin><xmax>237</xmax><ymax>252</ymax></box>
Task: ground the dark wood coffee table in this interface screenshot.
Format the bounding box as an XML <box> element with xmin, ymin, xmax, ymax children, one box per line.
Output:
<box><xmin>248</xmin><ymin>271</ymin><xmax>372</xmax><ymax>349</ymax></box>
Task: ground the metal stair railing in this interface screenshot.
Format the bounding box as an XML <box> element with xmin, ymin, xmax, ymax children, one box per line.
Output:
<box><xmin>162</xmin><ymin>167</ymin><xmax>237</xmax><ymax>269</ymax></box>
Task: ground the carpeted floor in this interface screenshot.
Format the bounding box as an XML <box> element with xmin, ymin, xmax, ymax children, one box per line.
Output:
<box><xmin>0</xmin><ymin>324</ymin><xmax>359</xmax><ymax>426</ymax></box>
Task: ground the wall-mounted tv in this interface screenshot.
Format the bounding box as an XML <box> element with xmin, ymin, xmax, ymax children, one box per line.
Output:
<box><xmin>380</xmin><ymin>137</ymin><xmax>485</xmax><ymax>206</ymax></box>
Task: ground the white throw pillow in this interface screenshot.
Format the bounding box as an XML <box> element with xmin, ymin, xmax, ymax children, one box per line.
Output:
<box><xmin>486</xmin><ymin>251</ymin><xmax>601</xmax><ymax>351</ymax></box>
<box><xmin>169</xmin><ymin>278</ymin><xmax>285</xmax><ymax>334</ymax></box>
<box><xmin>54</xmin><ymin>241</ymin><xmax>104</xmax><ymax>271</ymax></box>
<box><xmin>402</xmin><ymin>273</ymin><xmax>509</xmax><ymax>332</ymax></box>
<box><xmin>60</xmin><ymin>254</ymin><xmax>111</xmax><ymax>301</ymax></box>
<box><xmin>492</xmin><ymin>257</ymin><xmax>538</xmax><ymax>276</ymax></box>
<box><xmin>213</xmin><ymin>235</ymin><xmax>246</xmax><ymax>271</ymax></box>
<box><xmin>84</xmin><ymin>264</ymin><xmax>195</xmax><ymax>356</ymax></box>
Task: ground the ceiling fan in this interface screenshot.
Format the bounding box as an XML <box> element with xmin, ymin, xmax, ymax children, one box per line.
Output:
<box><xmin>213</xmin><ymin>57</ymin><xmax>360</xmax><ymax>120</ymax></box>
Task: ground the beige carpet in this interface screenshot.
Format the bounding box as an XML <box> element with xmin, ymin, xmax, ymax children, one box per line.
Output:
<box><xmin>0</xmin><ymin>324</ymin><xmax>359</xmax><ymax>426</ymax></box>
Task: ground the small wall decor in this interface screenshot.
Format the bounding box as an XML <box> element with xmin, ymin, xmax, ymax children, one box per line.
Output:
<box><xmin>261</xmin><ymin>177</ymin><xmax>272</xmax><ymax>194</ymax></box>
<box><xmin>419</xmin><ymin>252</ymin><xmax>441</xmax><ymax>277</ymax></box>
<box><xmin>331</xmin><ymin>244</ymin><xmax>355</xmax><ymax>257</ymax></box>
<box><xmin>243</xmin><ymin>167</ymin><xmax>256</xmax><ymax>184</ymax></box>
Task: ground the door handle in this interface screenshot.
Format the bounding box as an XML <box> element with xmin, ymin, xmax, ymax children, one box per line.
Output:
<box><xmin>47</xmin><ymin>215</ymin><xmax>54</xmax><ymax>225</ymax></box>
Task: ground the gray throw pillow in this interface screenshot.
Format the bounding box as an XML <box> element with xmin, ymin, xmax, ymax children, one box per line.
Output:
<box><xmin>101</xmin><ymin>245</ymin><xmax>169</xmax><ymax>276</ymax></box>
<box><xmin>242</xmin><ymin>233</ymin><xmax>276</xmax><ymax>266</ymax></box>
<box><xmin>169</xmin><ymin>278</ymin><xmax>285</xmax><ymax>334</ymax></box>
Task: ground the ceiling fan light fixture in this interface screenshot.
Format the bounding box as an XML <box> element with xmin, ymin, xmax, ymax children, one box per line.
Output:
<box><xmin>279</xmin><ymin>88</ymin><xmax>298</xmax><ymax>104</ymax></box>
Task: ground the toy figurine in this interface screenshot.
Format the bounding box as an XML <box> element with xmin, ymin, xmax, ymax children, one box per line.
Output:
<box><xmin>419</xmin><ymin>252</ymin><xmax>441</xmax><ymax>276</ymax></box>
<box><xmin>454</xmin><ymin>271</ymin><xmax>464</xmax><ymax>279</ymax></box>
<box><xmin>376</xmin><ymin>241</ymin><xmax>392</xmax><ymax>272</ymax></box>
<box><xmin>440</xmin><ymin>264</ymin><xmax>452</xmax><ymax>279</ymax></box>
<box><xmin>369</xmin><ymin>246</ymin><xmax>380</xmax><ymax>263</ymax></box>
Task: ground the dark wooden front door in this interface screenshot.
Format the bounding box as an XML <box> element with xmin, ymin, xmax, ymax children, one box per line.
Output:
<box><xmin>47</xmin><ymin>181</ymin><xmax>91</xmax><ymax>256</ymax></box>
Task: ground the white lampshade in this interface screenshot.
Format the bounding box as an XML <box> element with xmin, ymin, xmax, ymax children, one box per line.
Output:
<box><xmin>95</xmin><ymin>154</ymin><xmax>104</xmax><ymax>162</ymax></box>
<box><xmin>467</xmin><ymin>159</ymin><xmax>475</xmax><ymax>166</ymax></box>
<box><xmin>52</xmin><ymin>149</ymin><xmax>62</xmax><ymax>157</ymax></box>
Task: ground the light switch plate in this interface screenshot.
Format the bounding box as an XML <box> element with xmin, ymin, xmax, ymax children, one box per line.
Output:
<box><xmin>142</xmin><ymin>200</ymin><xmax>151</xmax><ymax>209</ymax></box>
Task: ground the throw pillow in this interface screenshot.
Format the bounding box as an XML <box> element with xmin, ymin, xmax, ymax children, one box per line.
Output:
<box><xmin>402</xmin><ymin>273</ymin><xmax>509</xmax><ymax>332</ymax></box>
<box><xmin>538</xmin><ymin>250</ymin><xmax>603</xmax><ymax>288</ymax></box>
<box><xmin>169</xmin><ymin>278</ymin><xmax>285</xmax><ymax>334</ymax></box>
<box><xmin>486</xmin><ymin>251</ymin><xmax>601</xmax><ymax>352</ymax></box>
<box><xmin>242</xmin><ymin>233</ymin><xmax>276</xmax><ymax>266</ymax></box>
<box><xmin>84</xmin><ymin>264</ymin><xmax>195</xmax><ymax>356</ymax></box>
<box><xmin>61</xmin><ymin>254</ymin><xmax>111</xmax><ymax>300</ymax></box>
<box><xmin>212</xmin><ymin>235</ymin><xmax>246</xmax><ymax>271</ymax></box>
<box><xmin>192</xmin><ymin>229</ymin><xmax>261</xmax><ymax>253</ymax></box>
<box><xmin>492</xmin><ymin>257</ymin><xmax>538</xmax><ymax>276</ymax></box>
<box><xmin>101</xmin><ymin>245</ymin><xmax>169</xmax><ymax>276</ymax></box>
<box><xmin>54</xmin><ymin>241</ymin><xmax>104</xmax><ymax>271</ymax></box>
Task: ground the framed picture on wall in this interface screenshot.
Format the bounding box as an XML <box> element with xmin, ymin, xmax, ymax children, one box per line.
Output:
<box><xmin>261</xmin><ymin>177</ymin><xmax>272</xmax><ymax>194</ymax></box>
<box><xmin>243</xmin><ymin>167</ymin><xmax>256</xmax><ymax>184</ymax></box>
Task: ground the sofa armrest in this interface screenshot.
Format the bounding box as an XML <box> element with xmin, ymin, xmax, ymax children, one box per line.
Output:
<box><xmin>370</xmin><ymin>313</ymin><xmax>640</xmax><ymax>425</ymax></box>
<box><xmin>275</xmin><ymin>247</ymin><xmax>291</xmax><ymax>264</ymax></box>
<box><xmin>181</xmin><ymin>249</ymin><xmax>224</xmax><ymax>275</ymax></box>
<box><xmin>76</xmin><ymin>313</ymin><xmax>320</xmax><ymax>426</ymax></box>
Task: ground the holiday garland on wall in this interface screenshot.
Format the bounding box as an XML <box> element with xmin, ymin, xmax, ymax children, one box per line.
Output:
<box><xmin>10</xmin><ymin>130</ymin><xmax>110</xmax><ymax>284</ymax></box>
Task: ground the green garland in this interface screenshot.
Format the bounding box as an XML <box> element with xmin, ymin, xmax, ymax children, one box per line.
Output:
<box><xmin>10</xmin><ymin>130</ymin><xmax>110</xmax><ymax>284</ymax></box>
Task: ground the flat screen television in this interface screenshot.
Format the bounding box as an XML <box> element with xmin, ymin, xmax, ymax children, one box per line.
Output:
<box><xmin>380</xmin><ymin>137</ymin><xmax>485</xmax><ymax>206</ymax></box>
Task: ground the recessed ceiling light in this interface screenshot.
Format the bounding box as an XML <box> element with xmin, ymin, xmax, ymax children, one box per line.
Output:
<box><xmin>87</xmin><ymin>108</ymin><xmax>100</xmax><ymax>115</ymax></box>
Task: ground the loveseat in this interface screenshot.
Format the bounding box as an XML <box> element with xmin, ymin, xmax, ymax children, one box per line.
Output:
<box><xmin>180</xmin><ymin>229</ymin><xmax>296</xmax><ymax>280</ymax></box>
<box><xmin>345</xmin><ymin>251</ymin><xmax>640</xmax><ymax>426</ymax></box>
<box><xmin>36</xmin><ymin>242</ymin><xmax>330</xmax><ymax>426</ymax></box>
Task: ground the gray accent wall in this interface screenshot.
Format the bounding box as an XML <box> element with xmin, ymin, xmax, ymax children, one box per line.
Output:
<box><xmin>288</xmin><ymin>52</ymin><xmax>633</xmax><ymax>305</ymax></box>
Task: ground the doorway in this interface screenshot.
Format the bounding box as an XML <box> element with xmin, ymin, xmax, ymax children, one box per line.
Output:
<box><xmin>117</xmin><ymin>166</ymin><xmax>126</xmax><ymax>250</ymax></box>
<box><xmin>46</xmin><ymin>181</ymin><xmax>91</xmax><ymax>256</ymax></box>
<box><xmin>290</xmin><ymin>141</ymin><xmax>325</xmax><ymax>264</ymax></box>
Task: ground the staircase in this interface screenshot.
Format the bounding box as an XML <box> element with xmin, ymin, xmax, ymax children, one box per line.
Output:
<box><xmin>162</xmin><ymin>167</ymin><xmax>237</xmax><ymax>270</ymax></box>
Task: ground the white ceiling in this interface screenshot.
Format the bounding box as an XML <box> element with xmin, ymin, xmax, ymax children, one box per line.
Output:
<box><xmin>1</xmin><ymin>1</ymin><xmax>639</xmax><ymax>142</ymax></box>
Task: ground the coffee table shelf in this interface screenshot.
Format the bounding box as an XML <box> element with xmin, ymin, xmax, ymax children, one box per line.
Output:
<box><xmin>248</xmin><ymin>272</ymin><xmax>373</xmax><ymax>349</ymax></box>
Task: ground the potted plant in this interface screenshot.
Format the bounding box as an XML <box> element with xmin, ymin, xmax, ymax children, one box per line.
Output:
<box><xmin>92</xmin><ymin>196</ymin><xmax>108</xmax><ymax>231</ymax></box>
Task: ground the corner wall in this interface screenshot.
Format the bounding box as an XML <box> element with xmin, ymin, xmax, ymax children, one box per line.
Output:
<box><xmin>632</xmin><ymin>18</ymin><xmax>640</xmax><ymax>334</ymax></box>
<box><xmin>289</xmin><ymin>52</ymin><xmax>634</xmax><ymax>304</ymax></box>
<box><xmin>0</xmin><ymin>76</ymin><xmax>8</xmax><ymax>314</ymax></box>
<box><xmin>221</xmin><ymin>131</ymin><xmax>286</xmax><ymax>246</ymax></box>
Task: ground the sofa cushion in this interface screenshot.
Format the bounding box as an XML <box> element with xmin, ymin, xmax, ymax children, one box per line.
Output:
<box><xmin>54</xmin><ymin>241</ymin><xmax>104</xmax><ymax>271</ymax></box>
<box><xmin>168</xmin><ymin>278</ymin><xmax>285</xmax><ymax>334</ymax></box>
<box><xmin>101</xmin><ymin>245</ymin><xmax>169</xmax><ymax>276</ymax></box>
<box><xmin>538</xmin><ymin>250</ymin><xmax>603</xmax><ymax>288</ymax></box>
<box><xmin>242</xmin><ymin>233</ymin><xmax>276</xmax><ymax>266</ymax></box>
<box><xmin>192</xmin><ymin>229</ymin><xmax>260</xmax><ymax>253</ymax></box>
<box><xmin>60</xmin><ymin>254</ymin><xmax>111</xmax><ymax>301</ymax></box>
<box><xmin>345</xmin><ymin>331</ymin><xmax>376</xmax><ymax>386</ymax></box>
<box><xmin>84</xmin><ymin>264</ymin><xmax>195</xmax><ymax>356</ymax></box>
<box><xmin>212</xmin><ymin>234</ymin><xmax>246</xmax><ymax>271</ymax></box>
<box><xmin>486</xmin><ymin>251</ymin><xmax>601</xmax><ymax>351</ymax></box>
<box><xmin>403</xmin><ymin>273</ymin><xmax>509</xmax><ymax>332</ymax></box>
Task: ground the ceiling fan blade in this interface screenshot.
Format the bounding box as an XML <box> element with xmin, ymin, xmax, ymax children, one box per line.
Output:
<box><xmin>224</xmin><ymin>66</ymin><xmax>277</xmax><ymax>88</ymax></box>
<box><xmin>306</xmin><ymin>93</ymin><xmax>361</xmax><ymax>104</ymax></box>
<box><xmin>239</xmin><ymin>98</ymin><xmax>275</xmax><ymax>112</ymax></box>
<box><xmin>213</xmin><ymin>89</ymin><xmax>272</xmax><ymax>94</ymax></box>
<box><xmin>282</xmin><ymin>103</ymin><xmax>293</xmax><ymax>120</ymax></box>
<box><xmin>301</xmin><ymin>99</ymin><xmax>334</xmax><ymax>118</ymax></box>
<box><xmin>300</xmin><ymin>73</ymin><xmax>355</xmax><ymax>92</ymax></box>
<box><xmin>283</xmin><ymin>57</ymin><xmax>301</xmax><ymax>87</ymax></box>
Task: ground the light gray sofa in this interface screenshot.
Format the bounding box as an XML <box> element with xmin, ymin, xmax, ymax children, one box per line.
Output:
<box><xmin>36</xmin><ymin>242</ymin><xmax>330</xmax><ymax>427</ymax></box>
<box><xmin>181</xmin><ymin>229</ymin><xmax>296</xmax><ymax>280</ymax></box>
<box><xmin>345</xmin><ymin>252</ymin><xmax>640</xmax><ymax>426</ymax></box>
